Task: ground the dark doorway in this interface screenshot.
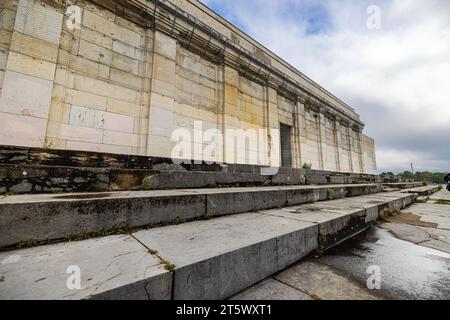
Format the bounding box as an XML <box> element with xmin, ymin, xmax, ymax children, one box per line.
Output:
<box><xmin>280</xmin><ymin>123</ymin><xmax>292</xmax><ymax>168</ymax></box>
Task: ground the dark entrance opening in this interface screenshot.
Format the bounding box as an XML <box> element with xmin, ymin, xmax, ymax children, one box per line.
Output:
<box><xmin>280</xmin><ymin>123</ymin><xmax>292</xmax><ymax>168</ymax></box>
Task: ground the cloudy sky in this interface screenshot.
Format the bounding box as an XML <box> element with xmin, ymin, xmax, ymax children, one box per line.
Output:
<box><xmin>200</xmin><ymin>0</ymin><xmax>450</xmax><ymax>173</ymax></box>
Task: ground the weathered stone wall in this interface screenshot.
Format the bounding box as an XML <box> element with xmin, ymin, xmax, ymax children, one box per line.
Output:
<box><xmin>300</xmin><ymin>109</ymin><xmax>321</xmax><ymax>169</ymax></box>
<box><xmin>0</xmin><ymin>0</ymin><xmax>377</xmax><ymax>174</ymax></box>
<box><xmin>48</xmin><ymin>1</ymin><xmax>152</xmax><ymax>155</ymax></box>
<box><xmin>362</xmin><ymin>135</ymin><xmax>377</xmax><ymax>175</ymax></box>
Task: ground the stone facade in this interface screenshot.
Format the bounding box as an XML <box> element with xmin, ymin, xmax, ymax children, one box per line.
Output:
<box><xmin>0</xmin><ymin>0</ymin><xmax>377</xmax><ymax>174</ymax></box>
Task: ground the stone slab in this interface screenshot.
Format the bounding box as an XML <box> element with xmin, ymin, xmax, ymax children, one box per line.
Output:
<box><xmin>231</xmin><ymin>278</ymin><xmax>312</xmax><ymax>300</ymax></box>
<box><xmin>0</xmin><ymin>190</ymin><xmax>206</xmax><ymax>248</ymax></box>
<box><xmin>401</xmin><ymin>185</ymin><xmax>442</xmax><ymax>196</ymax></box>
<box><xmin>0</xmin><ymin>235</ymin><xmax>172</xmax><ymax>300</ymax></box>
<box><xmin>274</xmin><ymin>261</ymin><xmax>382</xmax><ymax>300</ymax></box>
<box><xmin>0</xmin><ymin>184</ymin><xmax>383</xmax><ymax>248</ymax></box>
<box><xmin>133</xmin><ymin>213</ymin><xmax>318</xmax><ymax>300</ymax></box>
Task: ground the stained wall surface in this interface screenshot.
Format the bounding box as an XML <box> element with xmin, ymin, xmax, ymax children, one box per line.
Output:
<box><xmin>0</xmin><ymin>0</ymin><xmax>377</xmax><ymax>174</ymax></box>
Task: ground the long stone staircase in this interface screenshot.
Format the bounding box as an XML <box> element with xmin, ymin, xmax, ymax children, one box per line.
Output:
<box><xmin>0</xmin><ymin>147</ymin><xmax>429</xmax><ymax>300</ymax></box>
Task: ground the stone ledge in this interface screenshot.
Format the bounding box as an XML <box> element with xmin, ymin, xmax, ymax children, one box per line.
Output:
<box><xmin>0</xmin><ymin>191</ymin><xmax>415</xmax><ymax>300</ymax></box>
<box><xmin>0</xmin><ymin>235</ymin><xmax>172</xmax><ymax>300</ymax></box>
<box><xmin>0</xmin><ymin>145</ymin><xmax>379</xmax><ymax>194</ymax></box>
<box><xmin>0</xmin><ymin>184</ymin><xmax>382</xmax><ymax>248</ymax></box>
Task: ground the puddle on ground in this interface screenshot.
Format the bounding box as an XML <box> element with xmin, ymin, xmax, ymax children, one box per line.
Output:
<box><xmin>317</xmin><ymin>227</ymin><xmax>450</xmax><ymax>300</ymax></box>
<box><xmin>53</xmin><ymin>193</ymin><xmax>112</xmax><ymax>200</ymax></box>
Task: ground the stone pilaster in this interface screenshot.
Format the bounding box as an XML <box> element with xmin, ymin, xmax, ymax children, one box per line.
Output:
<box><xmin>318</xmin><ymin>112</ymin><xmax>326</xmax><ymax>170</ymax></box>
<box><xmin>222</xmin><ymin>65</ymin><xmax>239</xmax><ymax>164</ymax></box>
<box><xmin>266</xmin><ymin>86</ymin><xmax>280</xmax><ymax>168</ymax></box>
<box><xmin>147</xmin><ymin>30</ymin><xmax>178</xmax><ymax>158</ymax></box>
<box><xmin>346</xmin><ymin>125</ymin><xmax>354</xmax><ymax>173</ymax></box>
<box><xmin>333</xmin><ymin>118</ymin><xmax>341</xmax><ymax>172</ymax></box>
<box><xmin>357</xmin><ymin>131</ymin><xmax>365</xmax><ymax>174</ymax></box>
<box><xmin>292</xmin><ymin>101</ymin><xmax>304</xmax><ymax>169</ymax></box>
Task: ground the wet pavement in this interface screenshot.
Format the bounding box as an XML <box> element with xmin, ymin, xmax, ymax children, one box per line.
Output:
<box><xmin>233</xmin><ymin>189</ymin><xmax>450</xmax><ymax>300</ymax></box>
<box><xmin>318</xmin><ymin>228</ymin><xmax>450</xmax><ymax>300</ymax></box>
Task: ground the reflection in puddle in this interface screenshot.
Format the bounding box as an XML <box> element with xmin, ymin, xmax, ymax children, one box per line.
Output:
<box><xmin>319</xmin><ymin>227</ymin><xmax>450</xmax><ymax>300</ymax></box>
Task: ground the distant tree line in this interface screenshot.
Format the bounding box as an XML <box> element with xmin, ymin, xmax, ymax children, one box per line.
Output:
<box><xmin>380</xmin><ymin>171</ymin><xmax>448</xmax><ymax>184</ymax></box>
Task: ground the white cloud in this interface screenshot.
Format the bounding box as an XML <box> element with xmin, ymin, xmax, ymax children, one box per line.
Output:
<box><xmin>201</xmin><ymin>0</ymin><xmax>450</xmax><ymax>172</ymax></box>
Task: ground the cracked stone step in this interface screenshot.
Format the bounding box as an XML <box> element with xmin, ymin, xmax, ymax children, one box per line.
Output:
<box><xmin>0</xmin><ymin>235</ymin><xmax>172</xmax><ymax>300</ymax></box>
<box><xmin>0</xmin><ymin>184</ymin><xmax>382</xmax><ymax>248</ymax></box>
<box><xmin>401</xmin><ymin>185</ymin><xmax>442</xmax><ymax>197</ymax></box>
<box><xmin>0</xmin><ymin>191</ymin><xmax>415</xmax><ymax>300</ymax></box>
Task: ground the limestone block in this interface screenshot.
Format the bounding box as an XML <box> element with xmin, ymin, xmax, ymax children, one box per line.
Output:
<box><xmin>103</xmin><ymin>111</ymin><xmax>134</xmax><ymax>133</ymax></box>
<box><xmin>110</xmin><ymin>53</ymin><xmax>141</xmax><ymax>77</ymax></box>
<box><xmin>106</xmin><ymin>98</ymin><xmax>141</xmax><ymax>118</ymax></box>
<box><xmin>109</xmin><ymin>83</ymin><xmax>140</xmax><ymax>104</ymax></box>
<box><xmin>147</xmin><ymin>134</ymin><xmax>172</xmax><ymax>158</ymax></box>
<box><xmin>80</xmin><ymin>27</ymin><xmax>113</xmax><ymax>50</ymax></box>
<box><xmin>99</xmin><ymin>143</ymin><xmax>133</xmax><ymax>155</ymax></box>
<box><xmin>73</xmin><ymin>74</ymin><xmax>138</xmax><ymax>104</ymax></box>
<box><xmin>65</xmin><ymin>89</ymin><xmax>107</xmax><ymax>111</ymax></box>
<box><xmin>0</xmin><ymin>8</ymin><xmax>16</xmax><ymax>31</ymax></box>
<box><xmin>58</xmin><ymin>123</ymin><xmax>103</xmax><ymax>144</ymax></box>
<box><xmin>9</xmin><ymin>32</ymin><xmax>59</xmax><ymax>63</ymax></box>
<box><xmin>153</xmin><ymin>54</ymin><xmax>176</xmax><ymax>84</ymax></box>
<box><xmin>103</xmin><ymin>130</ymin><xmax>139</xmax><ymax>148</ymax></box>
<box><xmin>109</xmin><ymin>68</ymin><xmax>142</xmax><ymax>89</ymax></box>
<box><xmin>0</xmin><ymin>71</ymin><xmax>52</xmax><ymax>118</ymax></box>
<box><xmin>0</xmin><ymin>50</ymin><xmax>7</xmax><ymax>70</ymax></box>
<box><xmin>0</xmin><ymin>29</ymin><xmax>13</xmax><ymax>50</ymax></box>
<box><xmin>53</xmin><ymin>65</ymin><xmax>74</xmax><ymax>87</ymax></box>
<box><xmin>112</xmin><ymin>40</ymin><xmax>142</xmax><ymax>60</ymax></box>
<box><xmin>47</xmin><ymin>101</ymin><xmax>70</xmax><ymax>124</ymax></box>
<box><xmin>14</xmin><ymin>0</ymin><xmax>63</xmax><ymax>45</ymax></box>
<box><xmin>152</xmin><ymin>79</ymin><xmax>175</xmax><ymax>98</ymax></box>
<box><xmin>149</xmin><ymin>107</ymin><xmax>174</xmax><ymax>138</ymax></box>
<box><xmin>78</xmin><ymin>39</ymin><xmax>113</xmax><ymax>65</ymax></box>
<box><xmin>224</xmin><ymin>66</ymin><xmax>238</xmax><ymax>86</ymax></box>
<box><xmin>67</xmin><ymin>54</ymin><xmax>110</xmax><ymax>79</ymax></box>
<box><xmin>1</xmin><ymin>0</ymin><xmax>19</xmax><ymax>11</ymax></box>
<box><xmin>65</xmin><ymin>140</ymin><xmax>102</xmax><ymax>153</ymax></box>
<box><xmin>114</xmin><ymin>14</ymin><xmax>145</xmax><ymax>34</ymax></box>
<box><xmin>6</xmin><ymin>51</ymin><xmax>56</xmax><ymax>81</ymax></box>
<box><xmin>82</xmin><ymin>10</ymin><xmax>142</xmax><ymax>48</ymax></box>
<box><xmin>0</xmin><ymin>111</ymin><xmax>46</xmax><ymax>147</ymax></box>
<box><xmin>150</xmin><ymin>92</ymin><xmax>175</xmax><ymax>111</ymax></box>
<box><xmin>69</xmin><ymin>105</ymin><xmax>104</xmax><ymax>129</ymax></box>
<box><xmin>154</xmin><ymin>31</ymin><xmax>176</xmax><ymax>60</ymax></box>
<box><xmin>0</xmin><ymin>70</ymin><xmax>4</xmax><ymax>90</ymax></box>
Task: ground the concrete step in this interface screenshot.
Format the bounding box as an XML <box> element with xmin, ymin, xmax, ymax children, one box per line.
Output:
<box><xmin>0</xmin><ymin>164</ymin><xmax>379</xmax><ymax>195</ymax></box>
<box><xmin>0</xmin><ymin>191</ymin><xmax>415</xmax><ymax>300</ymax></box>
<box><xmin>1</xmin><ymin>146</ymin><xmax>380</xmax><ymax>195</ymax></box>
<box><xmin>401</xmin><ymin>185</ymin><xmax>442</xmax><ymax>197</ymax></box>
<box><xmin>0</xmin><ymin>184</ymin><xmax>383</xmax><ymax>249</ymax></box>
<box><xmin>382</xmin><ymin>182</ymin><xmax>423</xmax><ymax>189</ymax></box>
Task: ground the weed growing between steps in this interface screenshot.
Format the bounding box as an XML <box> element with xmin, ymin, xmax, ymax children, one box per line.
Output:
<box><xmin>66</xmin><ymin>225</ymin><xmax>133</xmax><ymax>242</ymax></box>
<box><xmin>327</xmin><ymin>188</ymin><xmax>334</xmax><ymax>200</ymax></box>
<box><xmin>145</xmin><ymin>247</ymin><xmax>177</xmax><ymax>272</ymax></box>
<box><xmin>315</xmin><ymin>235</ymin><xmax>328</xmax><ymax>257</ymax></box>
<box><xmin>416</xmin><ymin>196</ymin><xmax>430</xmax><ymax>203</ymax></box>
<box><xmin>164</xmin><ymin>262</ymin><xmax>177</xmax><ymax>272</ymax></box>
<box><xmin>436</xmin><ymin>200</ymin><xmax>450</xmax><ymax>205</ymax></box>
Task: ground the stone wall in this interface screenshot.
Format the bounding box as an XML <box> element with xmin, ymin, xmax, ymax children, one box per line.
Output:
<box><xmin>362</xmin><ymin>135</ymin><xmax>377</xmax><ymax>175</ymax></box>
<box><xmin>0</xmin><ymin>0</ymin><xmax>377</xmax><ymax>174</ymax></box>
